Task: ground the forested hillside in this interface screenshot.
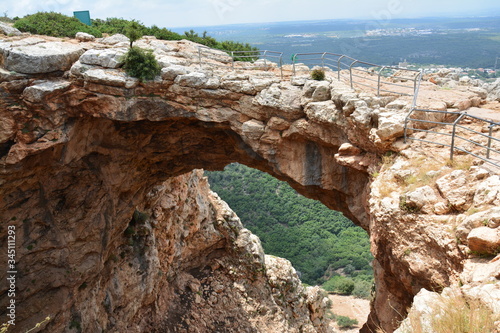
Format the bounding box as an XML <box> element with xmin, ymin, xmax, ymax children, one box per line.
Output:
<box><xmin>206</xmin><ymin>164</ymin><xmax>373</xmax><ymax>298</ymax></box>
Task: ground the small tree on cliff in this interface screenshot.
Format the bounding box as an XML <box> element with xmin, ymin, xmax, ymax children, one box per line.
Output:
<box><xmin>124</xmin><ymin>21</ymin><xmax>142</xmax><ymax>48</ymax></box>
<box><xmin>122</xmin><ymin>21</ymin><xmax>161</xmax><ymax>81</ymax></box>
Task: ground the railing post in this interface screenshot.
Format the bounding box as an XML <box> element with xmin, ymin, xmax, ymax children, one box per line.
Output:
<box><xmin>321</xmin><ymin>52</ymin><xmax>326</xmax><ymax>69</ymax></box>
<box><xmin>450</xmin><ymin>113</ymin><xmax>465</xmax><ymax>161</ymax></box>
<box><xmin>292</xmin><ymin>54</ymin><xmax>296</xmax><ymax>76</ymax></box>
<box><xmin>279</xmin><ymin>54</ymin><xmax>283</xmax><ymax>80</ymax></box>
<box><xmin>337</xmin><ymin>55</ymin><xmax>345</xmax><ymax>81</ymax></box>
<box><xmin>413</xmin><ymin>72</ymin><xmax>418</xmax><ymax>97</ymax></box>
<box><xmin>349</xmin><ymin>60</ymin><xmax>358</xmax><ymax>89</ymax></box>
<box><xmin>377</xmin><ymin>66</ymin><xmax>386</xmax><ymax>97</ymax></box>
<box><xmin>411</xmin><ymin>71</ymin><xmax>423</xmax><ymax>109</ymax></box>
<box><xmin>404</xmin><ymin>107</ymin><xmax>416</xmax><ymax>144</ymax></box>
<box><xmin>231</xmin><ymin>51</ymin><xmax>234</xmax><ymax>70</ymax></box>
<box><xmin>487</xmin><ymin>124</ymin><xmax>494</xmax><ymax>159</ymax></box>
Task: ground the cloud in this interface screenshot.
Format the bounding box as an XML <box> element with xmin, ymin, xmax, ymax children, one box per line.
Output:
<box><xmin>1</xmin><ymin>0</ymin><xmax>499</xmax><ymax>28</ymax></box>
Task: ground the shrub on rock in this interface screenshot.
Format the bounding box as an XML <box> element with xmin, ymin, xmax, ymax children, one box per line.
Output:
<box><xmin>123</xmin><ymin>46</ymin><xmax>161</xmax><ymax>81</ymax></box>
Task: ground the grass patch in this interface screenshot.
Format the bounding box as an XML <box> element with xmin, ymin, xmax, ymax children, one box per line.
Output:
<box><xmin>445</xmin><ymin>156</ymin><xmax>474</xmax><ymax>171</ymax></box>
<box><xmin>398</xmin><ymin>156</ymin><xmax>444</xmax><ymax>191</ymax></box>
<box><xmin>397</xmin><ymin>288</ymin><xmax>500</xmax><ymax>333</ymax></box>
<box><xmin>311</xmin><ymin>68</ymin><xmax>326</xmax><ymax>81</ymax></box>
<box><xmin>377</xmin><ymin>177</ymin><xmax>398</xmax><ymax>198</ymax></box>
<box><xmin>371</xmin><ymin>152</ymin><xmax>399</xmax><ymax>197</ymax></box>
<box><xmin>328</xmin><ymin>312</ymin><xmax>359</xmax><ymax>329</ymax></box>
<box><xmin>399</xmin><ymin>195</ymin><xmax>420</xmax><ymax>213</ymax></box>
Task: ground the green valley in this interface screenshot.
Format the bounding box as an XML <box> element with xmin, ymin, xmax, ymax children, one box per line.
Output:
<box><xmin>206</xmin><ymin>163</ymin><xmax>373</xmax><ymax>298</ymax></box>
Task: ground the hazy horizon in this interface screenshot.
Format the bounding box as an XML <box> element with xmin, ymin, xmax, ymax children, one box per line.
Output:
<box><xmin>169</xmin><ymin>14</ymin><xmax>500</xmax><ymax>30</ymax></box>
<box><xmin>1</xmin><ymin>0</ymin><xmax>499</xmax><ymax>29</ymax></box>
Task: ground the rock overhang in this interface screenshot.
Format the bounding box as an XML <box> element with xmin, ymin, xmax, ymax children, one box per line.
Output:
<box><xmin>2</xmin><ymin>33</ymin><xmax>500</xmax><ymax>333</ymax></box>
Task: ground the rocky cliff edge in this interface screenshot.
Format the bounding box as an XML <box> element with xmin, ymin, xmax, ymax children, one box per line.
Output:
<box><xmin>0</xmin><ymin>33</ymin><xmax>500</xmax><ymax>332</ymax></box>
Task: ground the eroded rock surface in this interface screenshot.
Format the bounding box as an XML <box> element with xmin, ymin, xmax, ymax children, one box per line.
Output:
<box><xmin>1</xmin><ymin>33</ymin><xmax>499</xmax><ymax>333</ymax></box>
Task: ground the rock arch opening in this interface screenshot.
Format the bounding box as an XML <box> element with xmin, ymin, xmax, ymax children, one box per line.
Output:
<box><xmin>1</xmin><ymin>114</ymin><xmax>372</xmax><ymax>332</ymax></box>
<box><xmin>205</xmin><ymin>163</ymin><xmax>373</xmax><ymax>316</ymax></box>
<box><xmin>0</xmin><ymin>36</ymin><xmax>437</xmax><ymax>332</ymax></box>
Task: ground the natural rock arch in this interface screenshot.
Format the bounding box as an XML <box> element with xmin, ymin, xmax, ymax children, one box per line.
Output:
<box><xmin>2</xmin><ymin>36</ymin><xmax>491</xmax><ymax>332</ymax></box>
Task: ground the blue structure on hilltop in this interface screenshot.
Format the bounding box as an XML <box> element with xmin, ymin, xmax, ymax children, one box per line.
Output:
<box><xmin>74</xmin><ymin>11</ymin><xmax>91</xmax><ymax>26</ymax></box>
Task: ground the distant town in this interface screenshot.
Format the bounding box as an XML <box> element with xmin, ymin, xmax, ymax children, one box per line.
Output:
<box><xmin>366</xmin><ymin>27</ymin><xmax>485</xmax><ymax>37</ymax></box>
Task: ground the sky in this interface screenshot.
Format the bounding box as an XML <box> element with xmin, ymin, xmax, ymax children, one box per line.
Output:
<box><xmin>1</xmin><ymin>0</ymin><xmax>500</xmax><ymax>28</ymax></box>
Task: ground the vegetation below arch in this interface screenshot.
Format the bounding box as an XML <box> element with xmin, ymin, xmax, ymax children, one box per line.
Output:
<box><xmin>206</xmin><ymin>163</ymin><xmax>373</xmax><ymax>297</ymax></box>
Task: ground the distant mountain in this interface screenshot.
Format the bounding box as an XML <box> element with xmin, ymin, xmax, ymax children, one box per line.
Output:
<box><xmin>173</xmin><ymin>16</ymin><xmax>500</xmax><ymax>68</ymax></box>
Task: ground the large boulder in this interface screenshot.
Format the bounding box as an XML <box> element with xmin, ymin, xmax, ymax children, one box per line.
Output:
<box><xmin>0</xmin><ymin>42</ymin><xmax>84</xmax><ymax>74</ymax></box>
<box><xmin>100</xmin><ymin>33</ymin><xmax>130</xmax><ymax>46</ymax></box>
<box><xmin>0</xmin><ymin>22</ymin><xmax>21</xmax><ymax>36</ymax></box>
<box><xmin>467</xmin><ymin>226</ymin><xmax>500</xmax><ymax>254</ymax></box>
<box><xmin>486</xmin><ymin>78</ymin><xmax>500</xmax><ymax>101</ymax></box>
<box><xmin>22</xmin><ymin>80</ymin><xmax>71</xmax><ymax>103</ymax></box>
<box><xmin>79</xmin><ymin>48</ymin><xmax>127</xmax><ymax>68</ymax></box>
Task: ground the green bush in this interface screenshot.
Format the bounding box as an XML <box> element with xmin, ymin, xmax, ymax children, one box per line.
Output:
<box><xmin>123</xmin><ymin>46</ymin><xmax>161</xmax><ymax>81</ymax></box>
<box><xmin>14</xmin><ymin>12</ymin><xmax>102</xmax><ymax>38</ymax></box>
<box><xmin>352</xmin><ymin>279</ymin><xmax>372</xmax><ymax>299</ymax></box>
<box><xmin>323</xmin><ymin>276</ymin><xmax>355</xmax><ymax>295</ymax></box>
<box><xmin>336</xmin><ymin>315</ymin><xmax>358</xmax><ymax>328</ymax></box>
<box><xmin>13</xmin><ymin>12</ymin><xmax>258</xmax><ymax>61</ymax></box>
<box><xmin>311</xmin><ymin>68</ymin><xmax>326</xmax><ymax>81</ymax></box>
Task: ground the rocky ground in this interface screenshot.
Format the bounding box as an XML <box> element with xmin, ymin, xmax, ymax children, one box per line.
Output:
<box><xmin>328</xmin><ymin>295</ymin><xmax>370</xmax><ymax>333</ymax></box>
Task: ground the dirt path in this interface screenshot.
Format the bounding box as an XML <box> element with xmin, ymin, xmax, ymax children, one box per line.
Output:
<box><xmin>328</xmin><ymin>294</ymin><xmax>371</xmax><ymax>332</ymax></box>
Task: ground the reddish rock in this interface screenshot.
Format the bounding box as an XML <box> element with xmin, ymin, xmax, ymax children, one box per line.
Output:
<box><xmin>468</xmin><ymin>226</ymin><xmax>500</xmax><ymax>254</ymax></box>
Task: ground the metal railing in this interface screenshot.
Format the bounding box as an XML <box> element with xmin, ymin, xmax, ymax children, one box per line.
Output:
<box><xmin>291</xmin><ymin>52</ymin><xmax>422</xmax><ymax>99</ymax></box>
<box><xmin>196</xmin><ymin>46</ymin><xmax>499</xmax><ymax>170</ymax></box>
<box><xmin>198</xmin><ymin>46</ymin><xmax>284</xmax><ymax>78</ymax></box>
<box><xmin>404</xmin><ymin>108</ymin><xmax>500</xmax><ymax>168</ymax></box>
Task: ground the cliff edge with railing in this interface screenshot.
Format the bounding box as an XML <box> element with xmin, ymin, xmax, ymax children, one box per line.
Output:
<box><xmin>1</xmin><ymin>33</ymin><xmax>499</xmax><ymax>332</ymax></box>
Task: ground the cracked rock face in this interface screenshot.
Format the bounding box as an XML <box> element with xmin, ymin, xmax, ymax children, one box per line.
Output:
<box><xmin>1</xmin><ymin>34</ymin><xmax>499</xmax><ymax>333</ymax></box>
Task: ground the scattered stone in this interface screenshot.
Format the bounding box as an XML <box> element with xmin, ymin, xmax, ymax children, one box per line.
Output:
<box><xmin>311</xmin><ymin>82</ymin><xmax>331</xmax><ymax>102</ymax></box>
<box><xmin>467</xmin><ymin>226</ymin><xmax>500</xmax><ymax>254</ymax></box>
<box><xmin>266</xmin><ymin>117</ymin><xmax>290</xmax><ymax>131</ymax></box>
<box><xmin>82</xmin><ymin>68</ymin><xmax>138</xmax><ymax>88</ymax></box>
<box><xmin>456</xmin><ymin>207</ymin><xmax>500</xmax><ymax>243</ymax></box>
<box><xmin>473</xmin><ymin>175</ymin><xmax>500</xmax><ymax>206</ymax></box>
<box><xmin>161</xmin><ymin>64</ymin><xmax>190</xmax><ymax>81</ymax></box>
<box><xmin>100</xmin><ymin>33</ymin><xmax>130</xmax><ymax>45</ymax></box>
<box><xmin>75</xmin><ymin>32</ymin><xmax>95</xmax><ymax>42</ymax></box>
<box><xmin>436</xmin><ymin>170</ymin><xmax>473</xmax><ymax>210</ymax></box>
<box><xmin>175</xmin><ymin>72</ymin><xmax>220</xmax><ymax>89</ymax></box>
<box><xmin>405</xmin><ymin>185</ymin><xmax>438</xmax><ymax>213</ymax></box>
<box><xmin>338</xmin><ymin>143</ymin><xmax>362</xmax><ymax>156</ymax></box>
<box><xmin>376</xmin><ymin>109</ymin><xmax>406</xmax><ymax>141</ymax></box>
<box><xmin>79</xmin><ymin>48</ymin><xmax>127</xmax><ymax>68</ymax></box>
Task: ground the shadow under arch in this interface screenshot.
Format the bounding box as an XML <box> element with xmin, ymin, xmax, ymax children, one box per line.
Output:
<box><xmin>1</xmin><ymin>113</ymin><xmax>374</xmax><ymax>331</ymax></box>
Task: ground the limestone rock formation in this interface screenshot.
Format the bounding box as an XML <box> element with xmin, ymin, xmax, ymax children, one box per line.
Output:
<box><xmin>0</xmin><ymin>40</ymin><xmax>84</xmax><ymax>73</ymax></box>
<box><xmin>1</xmin><ymin>33</ymin><xmax>499</xmax><ymax>333</ymax></box>
<box><xmin>0</xmin><ymin>22</ymin><xmax>21</xmax><ymax>36</ymax></box>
